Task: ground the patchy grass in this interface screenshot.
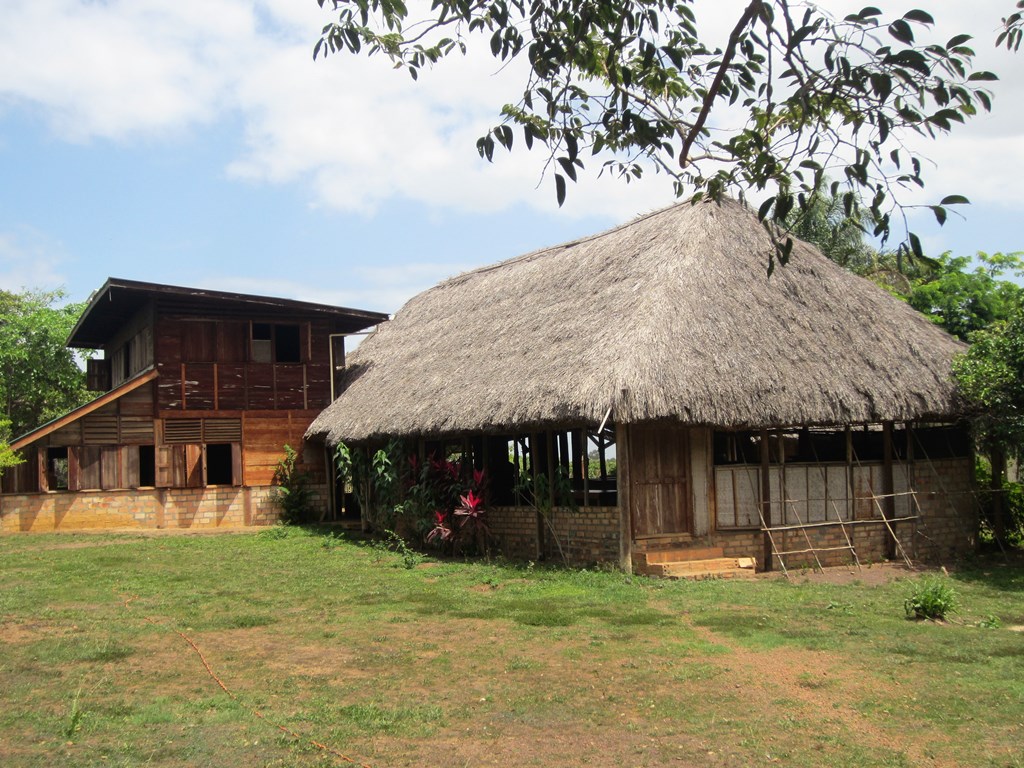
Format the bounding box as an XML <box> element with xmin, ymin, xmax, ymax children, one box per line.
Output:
<box><xmin>1</xmin><ymin>527</ymin><xmax>1023</xmax><ymax>767</ymax></box>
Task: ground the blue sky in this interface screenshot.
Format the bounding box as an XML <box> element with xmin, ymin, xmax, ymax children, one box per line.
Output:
<box><xmin>2</xmin><ymin>1</ymin><xmax>1023</xmax><ymax>314</ymax></box>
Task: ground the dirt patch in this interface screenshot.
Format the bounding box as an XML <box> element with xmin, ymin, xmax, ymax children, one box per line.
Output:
<box><xmin>758</xmin><ymin>561</ymin><xmax>931</xmax><ymax>586</ymax></box>
<box><xmin>680</xmin><ymin>615</ymin><xmax>960</xmax><ymax>767</ymax></box>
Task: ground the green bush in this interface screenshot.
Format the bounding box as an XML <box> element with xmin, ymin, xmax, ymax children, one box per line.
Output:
<box><xmin>273</xmin><ymin>444</ymin><xmax>317</xmax><ymax>525</ymax></box>
<box><xmin>973</xmin><ymin>457</ymin><xmax>1024</xmax><ymax>547</ymax></box>
<box><xmin>904</xmin><ymin>576</ymin><xmax>958</xmax><ymax>620</ymax></box>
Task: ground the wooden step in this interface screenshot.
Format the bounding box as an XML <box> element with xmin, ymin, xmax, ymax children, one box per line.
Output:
<box><xmin>639</xmin><ymin>546</ymin><xmax>725</xmax><ymax>565</ymax></box>
<box><xmin>638</xmin><ymin>556</ymin><xmax>757</xmax><ymax>580</ymax></box>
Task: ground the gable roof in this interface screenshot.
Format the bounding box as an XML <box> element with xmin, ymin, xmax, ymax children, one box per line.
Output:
<box><xmin>68</xmin><ymin>277</ymin><xmax>389</xmax><ymax>349</ymax></box>
<box><xmin>308</xmin><ymin>198</ymin><xmax>965</xmax><ymax>444</ymax></box>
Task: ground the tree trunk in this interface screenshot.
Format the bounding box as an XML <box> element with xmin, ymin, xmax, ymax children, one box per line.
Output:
<box><xmin>990</xmin><ymin>446</ymin><xmax>1007</xmax><ymax>543</ymax></box>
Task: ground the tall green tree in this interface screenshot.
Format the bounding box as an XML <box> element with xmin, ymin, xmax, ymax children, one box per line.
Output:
<box><xmin>908</xmin><ymin>252</ymin><xmax>1024</xmax><ymax>341</ymax></box>
<box><xmin>0</xmin><ymin>289</ymin><xmax>90</xmax><ymax>440</ymax></box>
<box><xmin>315</xmin><ymin>0</ymin><xmax>1000</xmax><ymax>267</ymax></box>
<box><xmin>953</xmin><ymin>295</ymin><xmax>1024</xmax><ymax>541</ymax></box>
<box><xmin>778</xmin><ymin>182</ymin><xmax>877</xmax><ymax>271</ymax></box>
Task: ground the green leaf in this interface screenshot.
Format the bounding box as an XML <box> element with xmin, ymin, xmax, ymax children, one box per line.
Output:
<box><xmin>909</xmin><ymin>232</ymin><xmax>924</xmax><ymax>259</ymax></box>
<box><xmin>557</xmin><ymin>157</ymin><xmax>578</xmax><ymax>182</ymax></box>
<box><xmin>888</xmin><ymin>19</ymin><xmax>914</xmax><ymax>44</ymax></box>
<box><xmin>902</xmin><ymin>9</ymin><xmax>934</xmax><ymax>25</ymax></box>
<box><xmin>555</xmin><ymin>173</ymin><xmax>566</xmax><ymax>207</ymax></box>
<box><xmin>940</xmin><ymin>195</ymin><xmax>970</xmax><ymax>206</ymax></box>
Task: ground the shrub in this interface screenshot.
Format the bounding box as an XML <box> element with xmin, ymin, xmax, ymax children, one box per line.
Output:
<box><xmin>273</xmin><ymin>444</ymin><xmax>316</xmax><ymax>525</ymax></box>
<box><xmin>904</xmin><ymin>576</ymin><xmax>958</xmax><ymax>620</ymax></box>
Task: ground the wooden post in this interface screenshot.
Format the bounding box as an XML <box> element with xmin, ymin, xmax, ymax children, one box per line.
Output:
<box><xmin>882</xmin><ymin>421</ymin><xmax>897</xmax><ymax>559</ymax></box>
<box><xmin>616</xmin><ymin>422</ymin><xmax>632</xmax><ymax>574</ymax></box>
<box><xmin>323</xmin><ymin>444</ymin><xmax>336</xmax><ymax>523</ymax></box>
<box><xmin>532</xmin><ymin>433</ymin><xmax>543</xmax><ymax>560</ymax></box>
<box><xmin>760</xmin><ymin>429</ymin><xmax>773</xmax><ymax>572</ymax></box>
<box><xmin>582</xmin><ymin>430</ymin><xmax>590</xmax><ymax>510</ymax></box>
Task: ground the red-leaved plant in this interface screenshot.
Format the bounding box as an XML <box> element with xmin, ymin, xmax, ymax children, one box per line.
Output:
<box><xmin>425</xmin><ymin>510</ymin><xmax>454</xmax><ymax>545</ymax></box>
<box><xmin>454</xmin><ymin>489</ymin><xmax>489</xmax><ymax>553</ymax></box>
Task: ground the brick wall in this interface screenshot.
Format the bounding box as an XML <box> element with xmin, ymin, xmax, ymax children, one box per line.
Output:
<box><xmin>0</xmin><ymin>483</ymin><xmax>329</xmax><ymax>532</ymax></box>
<box><xmin>489</xmin><ymin>504</ymin><xmax>621</xmax><ymax>565</ymax></box>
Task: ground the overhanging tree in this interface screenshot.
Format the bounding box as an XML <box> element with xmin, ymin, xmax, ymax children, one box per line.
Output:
<box><xmin>0</xmin><ymin>289</ymin><xmax>90</xmax><ymax>441</ymax></box>
<box><xmin>315</xmin><ymin>0</ymin><xmax>999</xmax><ymax>269</ymax></box>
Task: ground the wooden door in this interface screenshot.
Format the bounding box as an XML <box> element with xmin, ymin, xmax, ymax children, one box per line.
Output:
<box><xmin>629</xmin><ymin>424</ymin><xmax>692</xmax><ymax>538</ymax></box>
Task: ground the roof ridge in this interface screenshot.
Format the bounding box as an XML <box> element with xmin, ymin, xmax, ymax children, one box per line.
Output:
<box><xmin>436</xmin><ymin>198</ymin><xmax>721</xmax><ymax>288</ymax></box>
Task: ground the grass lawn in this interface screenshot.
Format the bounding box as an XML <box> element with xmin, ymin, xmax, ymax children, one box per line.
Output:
<box><xmin>1</xmin><ymin>526</ymin><xmax>1022</xmax><ymax>768</ymax></box>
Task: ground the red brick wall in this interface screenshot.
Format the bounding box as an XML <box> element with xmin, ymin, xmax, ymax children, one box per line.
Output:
<box><xmin>489</xmin><ymin>504</ymin><xmax>621</xmax><ymax>565</ymax></box>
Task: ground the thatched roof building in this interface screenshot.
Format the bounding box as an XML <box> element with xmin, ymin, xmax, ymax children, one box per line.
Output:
<box><xmin>308</xmin><ymin>198</ymin><xmax>963</xmax><ymax>445</ymax></box>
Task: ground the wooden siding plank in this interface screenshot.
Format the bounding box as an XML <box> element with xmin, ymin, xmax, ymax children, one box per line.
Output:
<box><xmin>183</xmin><ymin>363</ymin><xmax>215</xmax><ymax>410</ymax></box>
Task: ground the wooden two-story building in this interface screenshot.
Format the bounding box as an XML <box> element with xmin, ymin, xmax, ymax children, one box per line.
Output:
<box><xmin>0</xmin><ymin>278</ymin><xmax>386</xmax><ymax>531</ymax></box>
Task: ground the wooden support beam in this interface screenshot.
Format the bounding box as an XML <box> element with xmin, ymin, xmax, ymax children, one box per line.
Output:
<box><xmin>616</xmin><ymin>422</ymin><xmax>632</xmax><ymax>573</ymax></box>
<box><xmin>882</xmin><ymin>421</ymin><xmax>897</xmax><ymax>560</ymax></box>
<box><xmin>760</xmin><ymin>429</ymin><xmax>773</xmax><ymax>571</ymax></box>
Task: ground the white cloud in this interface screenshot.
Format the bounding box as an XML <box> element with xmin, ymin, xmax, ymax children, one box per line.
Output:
<box><xmin>193</xmin><ymin>261</ymin><xmax>475</xmax><ymax>314</ymax></box>
<box><xmin>0</xmin><ymin>0</ymin><xmax>1020</xmax><ymax>224</ymax></box>
<box><xmin>0</xmin><ymin>230</ymin><xmax>68</xmax><ymax>292</ymax></box>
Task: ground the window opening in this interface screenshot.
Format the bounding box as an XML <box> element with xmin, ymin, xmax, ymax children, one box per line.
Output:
<box><xmin>47</xmin><ymin>447</ymin><xmax>69</xmax><ymax>490</ymax></box>
<box><xmin>275</xmin><ymin>324</ymin><xmax>301</xmax><ymax>363</ymax></box>
<box><xmin>205</xmin><ymin>443</ymin><xmax>234</xmax><ymax>485</ymax></box>
<box><xmin>138</xmin><ymin>445</ymin><xmax>156</xmax><ymax>487</ymax></box>
<box><xmin>251</xmin><ymin>323</ymin><xmax>273</xmax><ymax>363</ymax></box>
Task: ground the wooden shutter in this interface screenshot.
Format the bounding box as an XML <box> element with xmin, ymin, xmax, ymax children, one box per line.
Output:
<box><xmin>67</xmin><ymin>446</ymin><xmax>81</xmax><ymax>491</ymax></box>
<box><xmin>186</xmin><ymin>444</ymin><xmax>204</xmax><ymax>488</ymax></box>
<box><xmin>231</xmin><ymin>443</ymin><xmax>243</xmax><ymax>487</ymax></box>
<box><xmin>101</xmin><ymin>447</ymin><xmax>121</xmax><ymax>490</ymax></box>
<box><xmin>79</xmin><ymin>447</ymin><xmax>102</xmax><ymax>490</ymax></box>
<box><xmin>86</xmin><ymin>358</ymin><xmax>111</xmax><ymax>392</ymax></box>
<box><xmin>37</xmin><ymin>448</ymin><xmax>49</xmax><ymax>493</ymax></box>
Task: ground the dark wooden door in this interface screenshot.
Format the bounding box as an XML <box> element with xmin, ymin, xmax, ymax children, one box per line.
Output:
<box><xmin>629</xmin><ymin>424</ymin><xmax>692</xmax><ymax>538</ymax></box>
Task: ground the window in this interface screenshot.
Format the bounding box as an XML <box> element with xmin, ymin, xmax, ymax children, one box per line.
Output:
<box><xmin>251</xmin><ymin>323</ymin><xmax>302</xmax><ymax>363</ymax></box>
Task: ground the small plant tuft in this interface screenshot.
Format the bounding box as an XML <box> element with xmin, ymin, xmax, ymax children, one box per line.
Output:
<box><xmin>371</xmin><ymin>529</ymin><xmax>423</xmax><ymax>569</ymax></box>
<box><xmin>62</xmin><ymin>686</ymin><xmax>84</xmax><ymax>739</ymax></box>
<box><xmin>904</xmin><ymin>576</ymin><xmax>958</xmax><ymax>621</ymax></box>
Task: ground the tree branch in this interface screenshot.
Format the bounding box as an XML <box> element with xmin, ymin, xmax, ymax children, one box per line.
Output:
<box><xmin>679</xmin><ymin>0</ymin><xmax>761</xmax><ymax>167</ymax></box>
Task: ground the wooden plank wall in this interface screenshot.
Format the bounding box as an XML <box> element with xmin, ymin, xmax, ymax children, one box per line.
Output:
<box><xmin>243</xmin><ymin>412</ymin><xmax>322</xmax><ymax>486</ymax></box>
<box><xmin>155</xmin><ymin>317</ymin><xmax>333</xmax><ymax>412</ymax></box>
<box><xmin>714</xmin><ymin>461</ymin><xmax>915</xmax><ymax>529</ymax></box>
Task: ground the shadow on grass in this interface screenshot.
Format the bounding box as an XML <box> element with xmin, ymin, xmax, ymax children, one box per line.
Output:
<box><xmin>949</xmin><ymin>550</ymin><xmax>1024</xmax><ymax>593</ymax></box>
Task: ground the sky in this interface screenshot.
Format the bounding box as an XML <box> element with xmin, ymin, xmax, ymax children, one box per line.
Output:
<box><xmin>1</xmin><ymin>0</ymin><xmax>1023</xmax><ymax>316</ymax></box>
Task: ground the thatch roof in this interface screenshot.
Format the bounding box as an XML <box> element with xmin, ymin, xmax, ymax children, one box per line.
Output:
<box><xmin>308</xmin><ymin>198</ymin><xmax>964</xmax><ymax>444</ymax></box>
